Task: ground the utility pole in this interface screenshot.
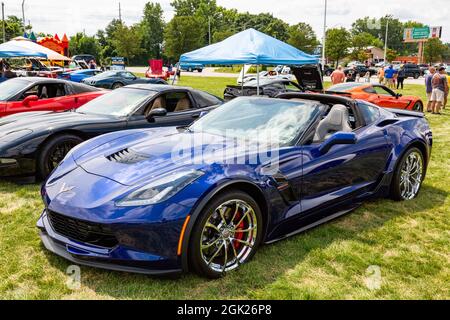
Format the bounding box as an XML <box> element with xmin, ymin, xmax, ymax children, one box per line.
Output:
<box><xmin>321</xmin><ymin>0</ymin><xmax>327</xmax><ymax>71</ymax></box>
<box><xmin>208</xmin><ymin>16</ymin><xmax>211</xmax><ymax>45</ymax></box>
<box><xmin>119</xmin><ymin>2</ymin><xmax>122</xmax><ymax>23</ymax></box>
<box><xmin>2</xmin><ymin>2</ymin><xmax>5</xmax><ymax>43</ymax></box>
<box><xmin>383</xmin><ymin>18</ymin><xmax>389</xmax><ymax>63</ymax></box>
<box><xmin>21</xmin><ymin>0</ymin><xmax>25</xmax><ymax>32</ymax></box>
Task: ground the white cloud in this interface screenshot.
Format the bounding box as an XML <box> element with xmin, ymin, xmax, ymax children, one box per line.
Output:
<box><xmin>1</xmin><ymin>0</ymin><xmax>448</xmax><ymax>42</ymax></box>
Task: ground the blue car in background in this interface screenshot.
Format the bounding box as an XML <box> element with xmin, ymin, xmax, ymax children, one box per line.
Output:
<box><xmin>179</xmin><ymin>62</ymin><xmax>204</xmax><ymax>72</ymax></box>
<box><xmin>81</xmin><ymin>70</ymin><xmax>167</xmax><ymax>89</ymax></box>
<box><xmin>59</xmin><ymin>69</ymin><xmax>103</xmax><ymax>83</ymax></box>
<box><xmin>38</xmin><ymin>93</ymin><xmax>432</xmax><ymax>278</ymax></box>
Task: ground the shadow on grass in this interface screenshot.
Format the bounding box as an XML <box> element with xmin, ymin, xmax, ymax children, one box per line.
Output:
<box><xmin>40</xmin><ymin>184</ymin><xmax>447</xmax><ymax>299</ymax></box>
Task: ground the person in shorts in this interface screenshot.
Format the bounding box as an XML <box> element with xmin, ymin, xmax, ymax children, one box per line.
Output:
<box><xmin>425</xmin><ymin>67</ymin><xmax>436</xmax><ymax>112</ymax></box>
<box><xmin>430</xmin><ymin>67</ymin><xmax>448</xmax><ymax>114</ymax></box>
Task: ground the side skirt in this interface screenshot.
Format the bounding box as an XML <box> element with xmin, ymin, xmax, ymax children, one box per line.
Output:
<box><xmin>264</xmin><ymin>204</ymin><xmax>361</xmax><ymax>244</ymax></box>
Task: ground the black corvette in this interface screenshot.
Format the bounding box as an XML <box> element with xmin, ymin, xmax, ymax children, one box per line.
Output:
<box><xmin>224</xmin><ymin>65</ymin><xmax>324</xmax><ymax>100</ymax></box>
<box><xmin>0</xmin><ymin>84</ymin><xmax>223</xmax><ymax>179</ymax></box>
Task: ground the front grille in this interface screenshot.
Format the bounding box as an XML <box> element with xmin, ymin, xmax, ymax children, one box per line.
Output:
<box><xmin>48</xmin><ymin>211</ymin><xmax>118</xmax><ymax>248</ymax></box>
<box><xmin>106</xmin><ymin>148</ymin><xmax>149</xmax><ymax>164</ymax></box>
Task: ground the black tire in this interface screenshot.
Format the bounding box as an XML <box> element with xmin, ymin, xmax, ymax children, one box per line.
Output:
<box><xmin>390</xmin><ymin>147</ymin><xmax>425</xmax><ymax>201</ymax></box>
<box><xmin>112</xmin><ymin>82</ymin><xmax>124</xmax><ymax>89</ymax></box>
<box><xmin>37</xmin><ymin>134</ymin><xmax>83</xmax><ymax>179</ymax></box>
<box><xmin>189</xmin><ymin>190</ymin><xmax>263</xmax><ymax>278</ymax></box>
<box><xmin>414</xmin><ymin>73</ymin><xmax>420</xmax><ymax>79</ymax></box>
<box><xmin>188</xmin><ymin>68</ymin><xmax>193</xmax><ymax>72</ymax></box>
<box><xmin>197</xmin><ymin>69</ymin><xmax>203</xmax><ymax>73</ymax></box>
<box><xmin>413</xmin><ymin>101</ymin><xmax>423</xmax><ymax>112</ymax></box>
<box><xmin>325</xmin><ymin>70</ymin><xmax>332</xmax><ymax>76</ymax></box>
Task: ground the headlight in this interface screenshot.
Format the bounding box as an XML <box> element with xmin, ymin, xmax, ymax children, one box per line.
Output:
<box><xmin>116</xmin><ymin>170</ymin><xmax>204</xmax><ymax>207</ymax></box>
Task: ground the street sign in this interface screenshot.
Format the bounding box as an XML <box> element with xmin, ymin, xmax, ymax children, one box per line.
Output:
<box><xmin>111</xmin><ymin>57</ymin><xmax>125</xmax><ymax>70</ymax></box>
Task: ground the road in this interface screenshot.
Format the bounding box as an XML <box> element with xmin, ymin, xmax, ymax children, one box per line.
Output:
<box><xmin>127</xmin><ymin>66</ymin><xmax>426</xmax><ymax>85</ymax></box>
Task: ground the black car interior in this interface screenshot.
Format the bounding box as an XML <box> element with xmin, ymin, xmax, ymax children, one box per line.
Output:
<box><xmin>22</xmin><ymin>84</ymin><xmax>66</xmax><ymax>100</ymax></box>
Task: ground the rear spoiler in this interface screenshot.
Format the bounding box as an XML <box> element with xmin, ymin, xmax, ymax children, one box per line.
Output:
<box><xmin>385</xmin><ymin>108</ymin><xmax>424</xmax><ymax>118</ymax></box>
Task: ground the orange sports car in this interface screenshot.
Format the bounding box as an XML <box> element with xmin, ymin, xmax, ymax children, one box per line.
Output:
<box><xmin>328</xmin><ymin>83</ymin><xmax>424</xmax><ymax>111</ymax></box>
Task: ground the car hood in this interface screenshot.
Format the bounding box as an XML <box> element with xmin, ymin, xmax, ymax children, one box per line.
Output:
<box><xmin>0</xmin><ymin>111</ymin><xmax>116</xmax><ymax>135</ymax></box>
<box><xmin>72</xmin><ymin>127</ymin><xmax>272</xmax><ymax>186</ymax></box>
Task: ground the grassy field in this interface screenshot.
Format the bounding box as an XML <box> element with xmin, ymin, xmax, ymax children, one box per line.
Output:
<box><xmin>0</xmin><ymin>77</ymin><xmax>449</xmax><ymax>299</ymax></box>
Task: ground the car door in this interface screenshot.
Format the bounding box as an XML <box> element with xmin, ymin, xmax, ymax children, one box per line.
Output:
<box><xmin>371</xmin><ymin>85</ymin><xmax>409</xmax><ymax>109</ymax></box>
<box><xmin>299</xmin><ymin>102</ymin><xmax>391</xmax><ymax>215</ymax></box>
<box><xmin>126</xmin><ymin>90</ymin><xmax>200</xmax><ymax>129</ymax></box>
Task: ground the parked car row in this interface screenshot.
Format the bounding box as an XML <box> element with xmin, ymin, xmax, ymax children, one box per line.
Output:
<box><xmin>0</xmin><ymin>67</ymin><xmax>432</xmax><ymax>278</ymax></box>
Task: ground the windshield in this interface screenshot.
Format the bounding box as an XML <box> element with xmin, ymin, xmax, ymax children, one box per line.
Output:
<box><xmin>95</xmin><ymin>71</ymin><xmax>117</xmax><ymax>78</ymax></box>
<box><xmin>77</xmin><ymin>88</ymin><xmax>155</xmax><ymax>116</ymax></box>
<box><xmin>328</xmin><ymin>83</ymin><xmax>362</xmax><ymax>91</ymax></box>
<box><xmin>0</xmin><ymin>79</ymin><xmax>30</xmax><ymax>101</ymax></box>
<box><xmin>190</xmin><ymin>97</ymin><xmax>321</xmax><ymax>146</ymax></box>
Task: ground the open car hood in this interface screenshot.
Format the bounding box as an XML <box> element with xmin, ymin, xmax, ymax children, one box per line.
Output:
<box><xmin>292</xmin><ymin>65</ymin><xmax>324</xmax><ymax>91</ymax></box>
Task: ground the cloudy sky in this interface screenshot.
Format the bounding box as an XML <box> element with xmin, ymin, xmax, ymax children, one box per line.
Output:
<box><xmin>2</xmin><ymin>0</ymin><xmax>449</xmax><ymax>42</ymax></box>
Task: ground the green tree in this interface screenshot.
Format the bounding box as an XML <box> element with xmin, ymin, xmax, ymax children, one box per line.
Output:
<box><xmin>140</xmin><ymin>2</ymin><xmax>165</xmax><ymax>59</ymax></box>
<box><xmin>69</xmin><ymin>33</ymin><xmax>100</xmax><ymax>58</ymax></box>
<box><xmin>0</xmin><ymin>16</ymin><xmax>26</xmax><ymax>42</ymax></box>
<box><xmin>112</xmin><ymin>24</ymin><xmax>143</xmax><ymax>64</ymax></box>
<box><xmin>95</xmin><ymin>19</ymin><xmax>123</xmax><ymax>63</ymax></box>
<box><xmin>325</xmin><ymin>28</ymin><xmax>351</xmax><ymax>67</ymax></box>
<box><xmin>287</xmin><ymin>22</ymin><xmax>319</xmax><ymax>54</ymax></box>
<box><xmin>349</xmin><ymin>32</ymin><xmax>382</xmax><ymax>61</ymax></box>
<box><xmin>164</xmin><ymin>16</ymin><xmax>204</xmax><ymax>61</ymax></box>
<box><xmin>386</xmin><ymin>48</ymin><xmax>398</xmax><ymax>63</ymax></box>
<box><xmin>424</xmin><ymin>38</ymin><xmax>447</xmax><ymax>64</ymax></box>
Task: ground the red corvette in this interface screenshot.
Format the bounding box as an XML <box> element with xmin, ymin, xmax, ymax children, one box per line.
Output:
<box><xmin>0</xmin><ymin>77</ymin><xmax>105</xmax><ymax>117</ymax></box>
<box><xmin>328</xmin><ymin>82</ymin><xmax>424</xmax><ymax>111</ymax></box>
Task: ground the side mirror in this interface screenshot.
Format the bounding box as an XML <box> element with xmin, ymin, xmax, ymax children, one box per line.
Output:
<box><xmin>146</xmin><ymin>108</ymin><xmax>167</xmax><ymax>122</ymax></box>
<box><xmin>319</xmin><ymin>132</ymin><xmax>357</xmax><ymax>155</ymax></box>
<box><xmin>396</xmin><ymin>93</ymin><xmax>402</xmax><ymax>99</ymax></box>
<box><xmin>22</xmin><ymin>95</ymin><xmax>39</xmax><ymax>106</ymax></box>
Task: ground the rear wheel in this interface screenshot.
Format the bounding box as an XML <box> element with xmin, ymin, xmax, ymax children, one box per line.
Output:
<box><xmin>189</xmin><ymin>190</ymin><xmax>263</xmax><ymax>278</ymax></box>
<box><xmin>413</xmin><ymin>101</ymin><xmax>423</xmax><ymax>112</ymax></box>
<box><xmin>37</xmin><ymin>134</ymin><xmax>83</xmax><ymax>179</ymax></box>
<box><xmin>112</xmin><ymin>82</ymin><xmax>124</xmax><ymax>89</ymax></box>
<box><xmin>414</xmin><ymin>73</ymin><xmax>420</xmax><ymax>79</ymax></box>
<box><xmin>390</xmin><ymin>147</ymin><xmax>424</xmax><ymax>201</ymax></box>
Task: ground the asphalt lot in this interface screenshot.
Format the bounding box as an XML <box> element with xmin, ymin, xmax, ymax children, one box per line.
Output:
<box><xmin>127</xmin><ymin>66</ymin><xmax>427</xmax><ymax>85</ymax></box>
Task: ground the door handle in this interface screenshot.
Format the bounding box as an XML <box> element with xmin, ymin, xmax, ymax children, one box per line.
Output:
<box><xmin>191</xmin><ymin>113</ymin><xmax>200</xmax><ymax>118</ymax></box>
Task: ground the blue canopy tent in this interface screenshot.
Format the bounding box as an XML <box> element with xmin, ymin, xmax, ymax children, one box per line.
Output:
<box><xmin>180</xmin><ymin>28</ymin><xmax>319</xmax><ymax>94</ymax></box>
<box><xmin>0</xmin><ymin>41</ymin><xmax>47</xmax><ymax>58</ymax></box>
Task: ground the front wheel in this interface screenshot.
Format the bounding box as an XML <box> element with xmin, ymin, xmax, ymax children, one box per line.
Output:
<box><xmin>37</xmin><ymin>134</ymin><xmax>83</xmax><ymax>179</ymax></box>
<box><xmin>414</xmin><ymin>73</ymin><xmax>420</xmax><ymax>79</ymax></box>
<box><xmin>390</xmin><ymin>147</ymin><xmax>425</xmax><ymax>201</ymax></box>
<box><xmin>189</xmin><ymin>190</ymin><xmax>263</xmax><ymax>278</ymax></box>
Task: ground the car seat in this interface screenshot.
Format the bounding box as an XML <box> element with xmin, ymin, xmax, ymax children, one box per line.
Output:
<box><xmin>313</xmin><ymin>104</ymin><xmax>352</xmax><ymax>142</ymax></box>
<box><xmin>174</xmin><ymin>97</ymin><xmax>191</xmax><ymax>112</ymax></box>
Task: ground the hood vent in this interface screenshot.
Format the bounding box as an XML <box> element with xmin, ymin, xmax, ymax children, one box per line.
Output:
<box><xmin>106</xmin><ymin>148</ymin><xmax>149</xmax><ymax>164</ymax></box>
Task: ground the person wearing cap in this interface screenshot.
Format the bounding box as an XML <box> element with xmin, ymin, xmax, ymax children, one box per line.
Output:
<box><xmin>430</xmin><ymin>66</ymin><xmax>448</xmax><ymax>114</ymax></box>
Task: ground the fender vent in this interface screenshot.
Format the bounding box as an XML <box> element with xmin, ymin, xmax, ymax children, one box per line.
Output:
<box><xmin>106</xmin><ymin>148</ymin><xmax>149</xmax><ymax>164</ymax></box>
<box><xmin>377</xmin><ymin>119</ymin><xmax>399</xmax><ymax>127</ymax></box>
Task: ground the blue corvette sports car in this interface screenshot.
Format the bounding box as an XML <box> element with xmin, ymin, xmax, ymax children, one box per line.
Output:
<box><xmin>59</xmin><ymin>69</ymin><xmax>103</xmax><ymax>83</ymax></box>
<box><xmin>38</xmin><ymin>93</ymin><xmax>432</xmax><ymax>278</ymax></box>
<box><xmin>81</xmin><ymin>70</ymin><xmax>167</xmax><ymax>89</ymax></box>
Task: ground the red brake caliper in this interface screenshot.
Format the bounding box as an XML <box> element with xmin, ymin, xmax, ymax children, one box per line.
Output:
<box><xmin>233</xmin><ymin>212</ymin><xmax>244</xmax><ymax>250</ymax></box>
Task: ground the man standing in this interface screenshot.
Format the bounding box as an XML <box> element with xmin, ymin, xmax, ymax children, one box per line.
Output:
<box><xmin>384</xmin><ymin>65</ymin><xmax>397</xmax><ymax>89</ymax></box>
<box><xmin>430</xmin><ymin>66</ymin><xmax>448</xmax><ymax>115</ymax></box>
<box><xmin>377</xmin><ymin>67</ymin><xmax>385</xmax><ymax>84</ymax></box>
<box><xmin>330</xmin><ymin>65</ymin><xmax>345</xmax><ymax>85</ymax></box>
<box><xmin>397</xmin><ymin>65</ymin><xmax>406</xmax><ymax>90</ymax></box>
<box><xmin>425</xmin><ymin>67</ymin><xmax>436</xmax><ymax>112</ymax></box>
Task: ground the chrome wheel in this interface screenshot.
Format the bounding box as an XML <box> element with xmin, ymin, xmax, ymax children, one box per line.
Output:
<box><xmin>399</xmin><ymin>151</ymin><xmax>423</xmax><ymax>200</ymax></box>
<box><xmin>200</xmin><ymin>199</ymin><xmax>258</xmax><ymax>273</ymax></box>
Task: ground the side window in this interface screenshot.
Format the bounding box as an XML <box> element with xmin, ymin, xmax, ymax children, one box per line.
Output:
<box><xmin>358</xmin><ymin>102</ymin><xmax>380</xmax><ymax>125</ymax></box>
<box><xmin>363</xmin><ymin>87</ymin><xmax>377</xmax><ymax>94</ymax></box>
<box><xmin>36</xmin><ymin>84</ymin><xmax>66</xmax><ymax>99</ymax></box>
<box><xmin>165</xmin><ymin>92</ymin><xmax>192</xmax><ymax>112</ymax></box>
<box><xmin>21</xmin><ymin>85</ymin><xmax>39</xmax><ymax>100</ymax></box>
<box><xmin>192</xmin><ymin>90</ymin><xmax>222</xmax><ymax>108</ymax></box>
<box><xmin>373</xmin><ymin>86</ymin><xmax>394</xmax><ymax>96</ymax></box>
